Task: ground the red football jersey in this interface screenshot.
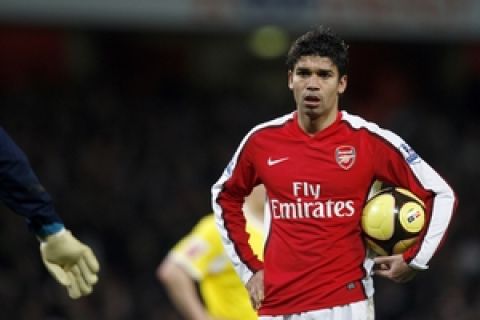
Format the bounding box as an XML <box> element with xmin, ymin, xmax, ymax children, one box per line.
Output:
<box><xmin>212</xmin><ymin>110</ymin><xmax>456</xmax><ymax>315</ymax></box>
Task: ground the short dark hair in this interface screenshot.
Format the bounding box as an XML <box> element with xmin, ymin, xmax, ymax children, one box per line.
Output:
<box><xmin>286</xmin><ymin>26</ymin><xmax>349</xmax><ymax>76</ymax></box>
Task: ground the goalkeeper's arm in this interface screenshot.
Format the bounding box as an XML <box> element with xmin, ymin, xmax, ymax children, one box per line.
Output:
<box><xmin>0</xmin><ymin>127</ymin><xmax>100</xmax><ymax>298</ymax></box>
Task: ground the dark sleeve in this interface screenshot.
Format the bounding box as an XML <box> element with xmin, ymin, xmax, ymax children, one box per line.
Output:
<box><xmin>0</xmin><ymin>127</ymin><xmax>64</xmax><ymax>236</ymax></box>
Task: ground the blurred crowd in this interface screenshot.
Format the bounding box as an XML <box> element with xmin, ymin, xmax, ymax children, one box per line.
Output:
<box><xmin>0</xmin><ymin>26</ymin><xmax>479</xmax><ymax>319</ymax></box>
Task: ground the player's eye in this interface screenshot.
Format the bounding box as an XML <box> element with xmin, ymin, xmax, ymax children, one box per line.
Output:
<box><xmin>317</xmin><ymin>70</ymin><xmax>333</xmax><ymax>78</ymax></box>
<box><xmin>296</xmin><ymin>69</ymin><xmax>311</xmax><ymax>77</ymax></box>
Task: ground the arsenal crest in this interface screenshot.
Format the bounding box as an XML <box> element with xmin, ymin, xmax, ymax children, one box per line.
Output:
<box><xmin>335</xmin><ymin>145</ymin><xmax>356</xmax><ymax>170</ymax></box>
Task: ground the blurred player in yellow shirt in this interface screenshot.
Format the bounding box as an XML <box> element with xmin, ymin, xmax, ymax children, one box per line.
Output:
<box><xmin>157</xmin><ymin>185</ymin><xmax>265</xmax><ymax>320</ymax></box>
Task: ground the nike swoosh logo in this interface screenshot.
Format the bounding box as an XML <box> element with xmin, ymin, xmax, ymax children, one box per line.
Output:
<box><xmin>267</xmin><ymin>157</ymin><xmax>289</xmax><ymax>166</ymax></box>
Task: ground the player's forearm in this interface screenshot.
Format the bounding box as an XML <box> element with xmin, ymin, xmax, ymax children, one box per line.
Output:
<box><xmin>0</xmin><ymin>127</ymin><xmax>63</xmax><ymax>235</ymax></box>
<box><xmin>157</xmin><ymin>260</ymin><xmax>211</xmax><ymax>320</ymax></box>
<box><xmin>213</xmin><ymin>183</ymin><xmax>263</xmax><ymax>283</ymax></box>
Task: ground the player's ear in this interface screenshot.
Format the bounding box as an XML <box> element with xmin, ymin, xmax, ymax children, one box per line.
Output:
<box><xmin>288</xmin><ymin>70</ymin><xmax>293</xmax><ymax>90</ymax></box>
<box><xmin>338</xmin><ymin>74</ymin><xmax>347</xmax><ymax>94</ymax></box>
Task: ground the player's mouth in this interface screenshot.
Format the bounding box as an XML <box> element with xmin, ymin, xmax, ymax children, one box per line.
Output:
<box><xmin>303</xmin><ymin>95</ymin><xmax>321</xmax><ymax>107</ymax></box>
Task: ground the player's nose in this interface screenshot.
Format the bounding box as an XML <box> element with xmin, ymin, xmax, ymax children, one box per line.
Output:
<box><xmin>306</xmin><ymin>77</ymin><xmax>321</xmax><ymax>90</ymax></box>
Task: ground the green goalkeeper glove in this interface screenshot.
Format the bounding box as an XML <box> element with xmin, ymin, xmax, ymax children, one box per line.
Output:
<box><xmin>40</xmin><ymin>229</ymin><xmax>100</xmax><ymax>299</ymax></box>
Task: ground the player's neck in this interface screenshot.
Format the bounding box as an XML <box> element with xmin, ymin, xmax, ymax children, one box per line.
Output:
<box><xmin>298</xmin><ymin>109</ymin><xmax>338</xmax><ymax>135</ymax></box>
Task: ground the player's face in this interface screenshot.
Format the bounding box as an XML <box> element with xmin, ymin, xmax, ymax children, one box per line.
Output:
<box><xmin>288</xmin><ymin>55</ymin><xmax>347</xmax><ymax>132</ymax></box>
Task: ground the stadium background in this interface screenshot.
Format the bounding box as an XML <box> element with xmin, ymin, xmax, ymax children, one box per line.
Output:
<box><xmin>0</xmin><ymin>1</ymin><xmax>479</xmax><ymax>319</ymax></box>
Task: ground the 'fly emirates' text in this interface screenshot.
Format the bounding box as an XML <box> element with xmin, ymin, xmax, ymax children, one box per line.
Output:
<box><xmin>270</xmin><ymin>182</ymin><xmax>355</xmax><ymax>219</ymax></box>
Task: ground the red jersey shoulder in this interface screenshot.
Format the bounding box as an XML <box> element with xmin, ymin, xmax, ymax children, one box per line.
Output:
<box><xmin>246</xmin><ymin>118</ymin><xmax>296</xmax><ymax>158</ymax></box>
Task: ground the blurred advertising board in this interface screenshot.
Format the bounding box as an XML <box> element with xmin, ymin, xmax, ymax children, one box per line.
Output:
<box><xmin>0</xmin><ymin>0</ymin><xmax>479</xmax><ymax>39</ymax></box>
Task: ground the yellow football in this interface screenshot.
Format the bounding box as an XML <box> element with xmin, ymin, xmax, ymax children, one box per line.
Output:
<box><xmin>361</xmin><ymin>187</ymin><xmax>426</xmax><ymax>256</ymax></box>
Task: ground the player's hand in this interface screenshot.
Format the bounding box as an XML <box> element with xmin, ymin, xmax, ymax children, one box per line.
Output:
<box><xmin>40</xmin><ymin>230</ymin><xmax>100</xmax><ymax>299</ymax></box>
<box><xmin>246</xmin><ymin>270</ymin><xmax>264</xmax><ymax>310</ymax></box>
<box><xmin>373</xmin><ymin>254</ymin><xmax>417</xmax><ymax>283</ymax></box>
